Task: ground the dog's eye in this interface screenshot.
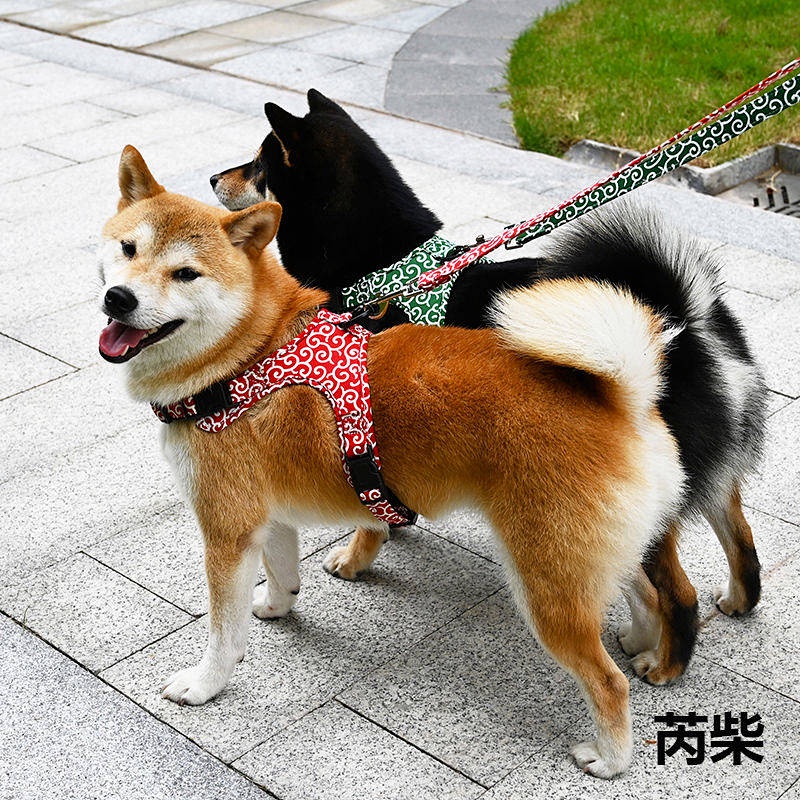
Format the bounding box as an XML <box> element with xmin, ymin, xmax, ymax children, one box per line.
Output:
<box><xmin>173</xmin><ymin>267</ymin><xmax>201</xmax><ymax>282</ymax></box>
<box><xmin>121</xmin><ymin>240</ymin><xmax>136</xmax><ymax>258</ymax></box>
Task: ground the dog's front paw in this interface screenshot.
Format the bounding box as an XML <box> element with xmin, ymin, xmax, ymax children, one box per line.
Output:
<box><xmin>322</xmin><ymin>546</ymin><xmax>362</xmax><ymax>581</ymax></box>
<box><xmin>252</xmin><ymin>581</ymin><xmax>298</xmax><ymax>619</ymax></box>
<box><xmin>161</xmin><ymin>664</ymin><xmax>226</xmax><ymax>706</ymax></box>
<box><xmin>630</xmin><ymin>650</ymin><xmax>684</xmax><ymax>686</ymax></box>
<box><xmin>713</xmin><ymin>580</ymin><xmax>749</xmax><ymax>617</ymax></box>
<box><xmin>571</xmin><ymin>740</ymin><xmax>628</xmax><ymax>779</ymax></box>
<box><xmin>617</xmin><ymin>621</ymin><xmax>652</xmax><ymax>657</ymax></box>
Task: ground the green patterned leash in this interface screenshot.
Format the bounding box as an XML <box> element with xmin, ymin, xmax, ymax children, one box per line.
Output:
<box><xmin>358</xmin><ymin>57</ymin><xmax>799</xmax><ymax>300</ymax></box>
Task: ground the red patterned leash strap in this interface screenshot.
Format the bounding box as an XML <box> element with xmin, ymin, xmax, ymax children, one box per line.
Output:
<box><xmin>152</xmin><ymin>310</ymin><xmax>416</xmax><ymax>528</ymax></box>
<box><xmin>369</xmin><ymin>57</ymin><xmax>797</xmax><ymax>298</ymax></box>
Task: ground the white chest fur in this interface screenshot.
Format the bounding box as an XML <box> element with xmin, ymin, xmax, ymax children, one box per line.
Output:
<box><xmin>160</xmin><ymin>424</ymin><xmax>195</xmax><ymax>504</ymax></box>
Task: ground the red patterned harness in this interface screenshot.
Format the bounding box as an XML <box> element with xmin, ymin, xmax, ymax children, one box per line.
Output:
<box><xmin>151</xmin><ymin>309</ymin><xmax>416</xmax><ymax>528</ymax></box>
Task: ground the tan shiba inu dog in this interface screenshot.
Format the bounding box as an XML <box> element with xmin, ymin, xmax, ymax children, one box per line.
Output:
<box><xmin>98</xmin><ymin>145</ymin><xmax>685</xmax><ymax>778</ymax></box>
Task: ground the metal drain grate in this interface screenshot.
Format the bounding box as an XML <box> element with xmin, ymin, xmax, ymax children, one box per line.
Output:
<box><xmin>752</xmin><ymin>184</ymin><xmax>800</xmax><ymax>216</ymax></box>
<box><xmin>719</xmin><ymin>169</ymin><xmax>800</xmax><ymax>218</ymax></box>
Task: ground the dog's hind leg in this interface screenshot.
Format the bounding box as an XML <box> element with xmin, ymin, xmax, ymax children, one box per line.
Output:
<box><xmin>495</xmin><ymin>531</ymin><xmax>633</xmax><ymax>778</ymax></box>
<box><xmin>162</xmin><ymin>526</ymin><xmax>262</xmax><ymax>706</ymax></box>
<box><xmin>253</xmin><ymin>521</ymin><xmax>301</xmax><ymax>619</ymax></box>
<box><xmin>703</xmin><ymin>483</ymin><xmax>761</xmax><ymax>616</ymax></box>
<box><xmin>630</xmin><ymin>523</ymin><xmax>699</xmax><ymax>686</ymax></box>
<box><xmin>322</xmin><ymin>525</ymin><xmax>389</xmax><ymax>580</ymax></box>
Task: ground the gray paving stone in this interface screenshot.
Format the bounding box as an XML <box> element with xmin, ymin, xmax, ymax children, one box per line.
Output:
<box><xmin>420</xmin><ymin>1</ymin><xmax>531</xmax><ymax>39</ymax></box>
<box><xmin>482</xmin><ymin>659</ymin><xmax>800</xmax><ymax>798</ymax></box>
<box><xmin>141</xmin><ymin>0</ymin><xmax>264</xmax><ymax>28</ymax></box>
<box><xmin>0</xmin><ymin>144</ymin><xmax>74</xmax><ymax>183</ymax></box>
<box><xmin>155</xmin><ymin>69</ymin><xmax>303</xmax><ymax>116</ymax></box>
<box><xmin>1</xmin><ymin>420</ymin><xmax>175</xmax><ymax>586</ymax></box>
<box><xmin>86</xmin><ymin>502</ymin><xmax>348</xmax><ymax>615</ymax></box>
<box><xmin>734</xmin><ymin>289</ymin><xmax>800</xmax><ymax>398</ymax></box>
<box><xmin>285</xmin><ymin>22</ymin><xmax>408</xmax><ymax>68</ymax></box>
<box><xmin>310</xmin><ymin>61</ymin><xmax>387</xmax><ymax>107</ymax></box>
<box><xmin>141</xmin><ymin>30</ymin><xmax>265</xmax><ymax>66</ymax></box>
<box><xmin>30</xmin><ymin>102</ymin><xmax>243</xmax><ymax>163</ymax></box>
<box><xmin>88</xmin><ymin>84</ymin><xmax>193</xmax><ymax>115</ymax></box>
<box><xmin>101</xmin><ymin>529</ymin><xmax>503</xmax><ymax>761</ymax></box>
<box><xmin>339</xmin><ymin>589</ymin><xmax>579</xmax><ymax>785</ymax></box>
<box><xmin>417</xmin><ymin>508</ymin><xmax>498</xmax><ymax>563</ymax></box>
<box><xmin>0</xmin><ymin>49</ymin><xmax>36</xmax><ymax>68</ymax></box>
<box><xmin>0</xmin><ymin>244</ymin><xmax>103</xmax><ymax>327</ymax></box>
<box><xmin>0</xmin><ymin>553</ymin><xmax>192</xmax><ymax>672</ymax></box>
<box><xmin>14</xmin><ymin>30</ymin><xmax>194</xmax><ymax>82</ymax></box>
<box><xmin>215</xmin><ymin>45</ymin><xmax>352</xmax><ymax>89</ymax></box>
<box><xmin>387</xmin><ymin>89</ymin><xmax>514</xmax><ymax>142</ymax></box>
<box><xmin>0</xmin><ymin>100</ymin><xmax>128</xmax><ymax>149</ymax></box>
<box><xmin>0</xmin><ymin>334</ymin><xmax>75</xmax><ymax>399</ymax></box>
<box><xmin>746</xmin><ymin>400</ymin><xmax>800</xmax><ymax>526</ymax></box>
<box><xmin>0</xmin><ymin>613</ymin><xmax>272</xmax><ymax>800</ymax></box>
<box><xmin>7</xmin><ymin>3</ymin><xmax>113</xmax><ymax>32</ymax></box>
<box><xmin>209</xmin><ymin>10</ymin><xmax>345</xmax><ymax>44</ymax></box>
<box><xmin>367</xmin><ymin>3</ymin><xmax>447</xmax><ymax>32</ymax></box>
<box><xmin>767</xmin><ymin>390</ymin><xmax>796</xmax><ymax>418</ymax></box>
<box><xmin>0</xmin><ymin>362</ymin><xmax>148</xmax><ymax>482</ymax></box>
<box><xmin>298</xmin><ymin>0</ymin><xmax>422</xmax><ymax>24</ymax></box>
<box><xmin>74</xmin><ymin>17</ymin><xmax>189</xmax><ymax>47</ymax></box>
<box><xmin>6</xmin><ymin>299</ymin><xmax>101</xmax><ymax>368</ymax></box>
<box><xmin>696</xmin><ymin>551</ymin><xmax>800</xmax><ymax>703</ymax></box>
<box><xmin>388</xmin><ymin>61</ymin><xmax>504</xmax><ymax>95</ymax></box>
<box><xmin>711</xmin><ymin>242</ymin><xmax>800</xmax><ymax>301</ymax></box>
<box><xmin>0</xmin><ymin>71</ymin><xmax>134</xmax><ymax>114</ymax></box>
<box><xmin>233</xmin><ymin>700</ymin><xmax>485</xmax><ymax>800</ymax></box>
<box><xmin>394</xmin><ymin>31</ymin><xmax>510</xmax><ymax>65</ymax></box>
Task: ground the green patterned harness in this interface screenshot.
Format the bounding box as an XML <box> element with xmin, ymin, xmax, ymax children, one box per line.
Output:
<box><xmin>339</xmin><ymin>236</ymin><xmax>463</xmax><ymax>326</ymax></box>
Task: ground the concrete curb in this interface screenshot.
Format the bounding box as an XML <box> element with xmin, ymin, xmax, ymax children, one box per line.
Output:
<box><xmin>565</xmin><ymin>139</ymin><xmax>800</xmax><ymax>196</ymax></box>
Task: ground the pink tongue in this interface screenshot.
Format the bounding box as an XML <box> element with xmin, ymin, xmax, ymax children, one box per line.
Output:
<box><xmin>99</xmin><ymin>320</ymin><xmax>150</xmax><ymax>358</ymax></box>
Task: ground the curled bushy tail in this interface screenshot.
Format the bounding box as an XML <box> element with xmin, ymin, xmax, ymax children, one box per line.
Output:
<box><xmin>490</xmin><ymin>278</ymin><xmax>679</xmax><ymax>419</ymax></box>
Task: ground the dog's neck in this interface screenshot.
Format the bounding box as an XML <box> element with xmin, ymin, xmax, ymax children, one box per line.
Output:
<box><xmin>127</xmin><ymin>253</ymin><xmax>327</xmax><ymax>407</ymax></box>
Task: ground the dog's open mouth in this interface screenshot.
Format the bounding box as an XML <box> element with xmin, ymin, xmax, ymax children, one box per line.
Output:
<box><xmin>98</xmin><ymin>319</ymin><xmax>183</xmax><ymax>363</ymax></box>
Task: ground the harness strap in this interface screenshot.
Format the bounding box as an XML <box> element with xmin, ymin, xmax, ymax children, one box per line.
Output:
<box><xmin>151</xmin><ymin>310</ymin><xmax>416</xmax><ymax>528</ymax></box>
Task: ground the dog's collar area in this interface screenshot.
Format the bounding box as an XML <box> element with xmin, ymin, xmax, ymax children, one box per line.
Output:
<box><xmin>339</xmin><ymin>235</ymin><xmax>461</xmax><ymax>327</ymax></box>
<box><xmin>151</xmin><ymin>309</ymin><xmax>416</xmax><ymax>528</ymax></box>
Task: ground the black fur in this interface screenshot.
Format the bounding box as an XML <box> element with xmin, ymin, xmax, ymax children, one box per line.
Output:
<box><xmin>211</xmin><ymin>88</ymin><xmax>768</xmax><ymax>674</ymax></box>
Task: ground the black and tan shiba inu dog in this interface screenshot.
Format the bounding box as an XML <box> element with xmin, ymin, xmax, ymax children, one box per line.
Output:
<box><xmin>211</xmin><ymin>91</ymin><xmax>767</xmax><ymax>687</ymax></box>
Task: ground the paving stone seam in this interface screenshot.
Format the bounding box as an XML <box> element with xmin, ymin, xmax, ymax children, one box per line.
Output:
<box><xmin>81</xmin><ymin>550</ymin><xmax>204</xmax><ymax>619</ymax></box>
<box><xmin>777</xmin><ymin>776</ymin><xmax>800</xmax><ymax>798</ymax></box>
<box><xmin>1</xmin><ymin>368</ymin><xmax>79</xmax><ymax>403</ymax></box>
<box><xmin>692</xmin><ymin>651</ymin><xmax>800</xmax><ymax>708</ymax></box>
<box><xmin>0</xmin><ymin>606</ymin><xmax>281</xmax><ymax>795</ymax></box>
<box><xmin>0</xmin><ymin>17</ymin><xmax>522</xmax><ymax>146</ymax></box>
<box><xmin>334</xmin><ymin>695</ymin><xmax>492</xmax><ymax>790</ymax></box>
<box><xmin>742</xmin><ymin>503</ymin><xmax>800</xmax><ymax>531</ymax></box>
<box><xmin>0</xmin><ymin>330</ymin><xmax>81</xmax><ymax>370</ymax></box>
<box><xmin>415</xmin><ymin>520</ymin><xmax>501</xmax><ymax>565</ymax></box>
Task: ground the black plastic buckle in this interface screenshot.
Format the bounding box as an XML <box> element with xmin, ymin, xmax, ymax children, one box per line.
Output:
<box><xmin>193</xmin><ymin>381</ymin><xmax>234</xmax><ymax>418</ymax></box>
<box><xmin>338</xmin><ymin>304</ymin><xmax>383</xmax><ymax>329</ymax></box>
<box><xmin>436</xmin><ymin>235</ymin><xmax>486</xmax><ymax>264</ymax></box>
<box><xmin>346</xmin><ymin>446</ymin><xmax>385</xmax><ymax>495</ymax></box>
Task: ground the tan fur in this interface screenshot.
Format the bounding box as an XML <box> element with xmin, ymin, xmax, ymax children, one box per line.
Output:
<box><xmin>100</xmin><ymin>147</ymin><xmax>686</xmax><ymax>777</ymax></box>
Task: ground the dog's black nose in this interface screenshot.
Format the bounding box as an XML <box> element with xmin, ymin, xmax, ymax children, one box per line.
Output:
<box><xmin>104</xmin><ymin>285</ymin><xmax>138</xmax><ymax>316</ymax></box>
<box><xmin>210</xmin><ymin>174</ymin><xmax>219</xmax><ymax>189</ymax></box>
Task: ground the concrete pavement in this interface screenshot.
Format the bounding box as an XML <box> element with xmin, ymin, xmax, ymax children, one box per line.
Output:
<box><xmin>1</xmin><ymin>3</ymin><xmax>799</xmax><ymax>799</ymax></box>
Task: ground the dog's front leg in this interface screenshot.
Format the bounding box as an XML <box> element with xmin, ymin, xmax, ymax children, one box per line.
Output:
<box><xmin>162</xmin><ymin>528</ymin><xmax>262</xmax><ymax>706</ymax></box>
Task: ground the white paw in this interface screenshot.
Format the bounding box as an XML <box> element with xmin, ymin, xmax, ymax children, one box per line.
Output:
<box><xmin>322</xmin><ymin>546</ymin><xmax>361</xmax><ymax>581</ymax></box>
<box><xmin>631</xmin><ymin>650</ymin><xmax>659</xmax><ymax>679</ymax></box>
<box><xmin>618</xmin><ymin>621</ymin><xmax>650</xmax><ymax>657</ymax></box>
<box><xmin>570</xmin><ymin>740</ymin><xmax>628</xmax><ymax>779</ymax></box>
<box><xmin>713</xmin><ymin>581</ymin><xmax>747</xmax><ymax>616</ymax></box>
<box><xmin>252</xmin><ymin>581</ymin><xmax>298</xmax><ymax>619</ymax></box>
<box><xmin>161</xmin><ymin>664</ymin><xmax>225</xmax><ymax>706</ymax></box>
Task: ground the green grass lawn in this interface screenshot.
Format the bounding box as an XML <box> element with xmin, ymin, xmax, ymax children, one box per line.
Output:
<box><xmin>506</xmin><ymin>0</ymin><xmax>800</xmax><ymax>166</ymax></box>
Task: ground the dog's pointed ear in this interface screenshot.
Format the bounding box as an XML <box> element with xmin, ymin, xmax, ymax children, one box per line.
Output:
<box><xmin>221</xmin><ymin>201</ymin><xmax>282</xmax><ymax>257</ymax></box>
<box><xmin>264</xmin><ymin>103</ymin><xmax>302</xmax><ymax>164</ymax></box>
<box><xmin>307</xmin><ymin>88</ymin><xmax>349</xmax><ymax>118</ymax></box>
<box><xmin>118</xmin><ymin>145</ymin><xmax>164</xmax><ymax>210</ymax></box>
